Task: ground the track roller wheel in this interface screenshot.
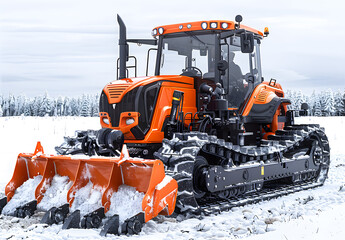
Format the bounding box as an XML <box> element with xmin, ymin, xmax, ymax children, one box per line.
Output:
<box><xmin>217</xmin><ymin>187</ymin><xmax>238</xmax><ymax>199</ymax></box>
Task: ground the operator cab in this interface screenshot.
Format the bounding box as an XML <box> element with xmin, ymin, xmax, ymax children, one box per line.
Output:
<box><xmin>152</xmin><ymin>17</ymin><xmax>264</xmax><ymax>109</ymax></box>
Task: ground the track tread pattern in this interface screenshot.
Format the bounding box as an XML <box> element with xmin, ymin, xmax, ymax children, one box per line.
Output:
<box><xmin>155</xmin><ymin>124</ymin><xmax>330</xmax><ymax>217</ymax></box>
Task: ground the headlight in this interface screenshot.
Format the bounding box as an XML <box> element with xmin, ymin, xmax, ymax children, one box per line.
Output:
<box><xmin>158</xmin><ymin>27</ymin><xmax>164</xmax><ymax>34</ymax></box>
<box><xmin>126</xmin><ymin>118</ymin><xmax>135</xmax><ymax>125</ymax></box>
<box><xmin>201</xmin><ymin>22</ymin><xmax>207</xmax><ymax>29</ymax></box>
<box><xmin>152</xmin><ymin>29</ymin><xmax>157</xmax><ymax>36</ymax></box>
<box><xmin>210</xmin><ymin>22</ymin><xmax>217</xmax><ymax>28</ymax></box>
<box><xmin>102</xmin><ymin>118</ymin><xmax>109</xmax><ymax>125</ymax></box>
<box><xmin>187</xmin><ymin>24</ymin><xmax>192</xmax><ymax>29</ymax></box>
<box><xmin>221</xmin><ymin>22</ymin><xmax>228</xmax><ymax>29</ymax></box>
<box><xmin>179</xmin><ymin>25</ymin><xmax>183</xmax><ymax>30</ymax></box>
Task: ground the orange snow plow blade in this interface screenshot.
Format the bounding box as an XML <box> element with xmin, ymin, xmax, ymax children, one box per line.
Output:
<box><xmin>4</xmin><ymin>142</ymin><xmax>178</xmax><ymax>222</ymax></box>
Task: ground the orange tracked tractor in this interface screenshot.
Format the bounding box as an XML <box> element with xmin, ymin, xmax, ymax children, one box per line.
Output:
<box><xmin>0</xmin><ymin>15</ymin><xmax>330</xmax><ymax>235</ymax></box>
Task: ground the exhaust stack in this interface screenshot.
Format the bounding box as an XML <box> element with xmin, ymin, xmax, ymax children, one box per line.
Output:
<box><xmin>117</xmin><ymin>15</ymin><xmax>128</xmax><ymax>80</ymax></box>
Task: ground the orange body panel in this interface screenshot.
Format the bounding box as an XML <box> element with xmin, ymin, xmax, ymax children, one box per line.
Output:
<box><xmin>242</xmin><ymin>82</ymin><xmax>285</xmax><ymax>116</ymax></box>
<box><xmin>102</xmin><ymin>75</ymin><xmax>194</xmax><ymax>104</ymax></box>
<box><xmin>153</xmin><ymin>20</ymin><xmax>263</xmax><ymax>37</ymax></box>
<box><xmin>242</xmin><ymin>82</ymin><xmax>289</xmax><ymax>138</ymax></box>
<box><xmin>100</xmin><ymin>75</ymin><xmax>197</xmax><ymax>144</ymax></box>
<box><xmin>5</xmin><ymin>142</ymin><xmax>177</xmax><ymax>222</ymax></box>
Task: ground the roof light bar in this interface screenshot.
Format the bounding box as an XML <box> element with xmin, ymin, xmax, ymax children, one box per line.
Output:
<box><xmin>210</xmin><ymin>22</ymin><xmax>217</xmax><ymax>28</ymax></box>
<box><xmin>201</xmin><ymin>22</ymin><xmax>208</xmax><ymax>29</ymax></box>
<box><xmin>221</xmin><ymin>22</ymin><xmax>228</xmax><ymax>29</ymax></box>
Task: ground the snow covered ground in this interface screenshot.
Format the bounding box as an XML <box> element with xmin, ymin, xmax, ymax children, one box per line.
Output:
<box><xmin>0</xmin><ymin>116</ymin><xmax>345</xmax><ymax>240</ymax></box>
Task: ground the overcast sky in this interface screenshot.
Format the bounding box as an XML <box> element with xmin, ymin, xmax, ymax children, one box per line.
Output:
<box><xmin>0</xmin><ymin>0</ymin><xmax>344</xmax><ymax>97</ymax></box>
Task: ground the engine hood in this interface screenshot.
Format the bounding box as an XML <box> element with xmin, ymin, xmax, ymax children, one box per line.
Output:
<box><xmin>102</xmin><ymin>75</ymin><xmax>194</xmax><ymax>104</ymax></box>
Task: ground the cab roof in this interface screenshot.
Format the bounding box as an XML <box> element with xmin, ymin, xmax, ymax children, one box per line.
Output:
<box><xmin>152</xmin><ymin>20</ymin><xmax>263</xmax><ymax>37</ymax></box>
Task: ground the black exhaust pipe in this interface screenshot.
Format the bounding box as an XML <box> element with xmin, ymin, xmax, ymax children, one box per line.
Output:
<box><xmin>117</xmin><ymin>14</ymin><xmax>128</xmax><ymax>80</ymax></box>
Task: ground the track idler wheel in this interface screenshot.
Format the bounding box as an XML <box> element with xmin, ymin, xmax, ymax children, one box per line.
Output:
<box><xmin>193</xmin><ymin>156</ymin><xmax>209</xmax><ymax>199</ymax></box>
<box><xmin>309</xmin><ymin>130</ymin><xmax>330</xmax><ymax>183</ymax></box>
<box><xmin>311</xmin><ymin>139</ymin><xmax>323</xmax><ymax>166</ymax></box>
<box><xmin>14</xmin><ymin>200</ymin><xmax>37</xmax><ymax>218</ymax></box>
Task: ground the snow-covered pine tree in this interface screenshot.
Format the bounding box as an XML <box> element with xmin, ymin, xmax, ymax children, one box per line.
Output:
<box><xmin>342</xmin><ymin>90</ymin><xmax>345</xmax><ymax>116</ymax></box>
<box><xmin>90</xmin><ymin>94</ymin><xmax>99</xmax><ymax>117</ymax></box>
<box><xmin>294</xmin><ymin>90</ymin><xmax>304</xmax><ymax>110</ymax></box>
<box><xmin>323</xmin><ymin>89</ymin><xmax>335</xmax><ymax>116</ymax></box>
<box><xmin>0</xmin><ymin>104</ymin><xmax>3</xmax><ymax>117</ymax></box>
<box><xmin>334</xmin><ymin>90</ymin><xmax>344</xmax><ymax>116</ymax></box>
<box><xmin>80</xmin><ymin>94</ymin><xmax>90</xmax><ymax>117</ymax></box>
<box><xmin>56</xmin><ymin>96</ymin><xmax>63</xmax><ymax>116</ymax></box>
<box><xmin>319</xmin><ymin>91</ymin><xmax>326</xmax><ymax>116</ymax></box>
<box><xmin>313</xmin><ymin>98</ymin><xmax>322</xmax><ymax>116</ymax></box>
<box><xmin>39</xmin><ymin>92</ymin><xmax>51</xmax><ymax>117</ymax></box>
<box><xmin>0</xmin><ymin>95</ymin><xmax>3</xmax><ymax>117</ymax></box>
<box><xmin>23</xmin><ymin>100</ymin><xmax>31</xmax><ymax>116</ymax></box>
<box><xmin>70</xmin><ymin>98</ymin><xmax>79</xmax><ymax>116</ymax></box>
<box><xmin>63</xmin><ymin>97</ymin><xmax>72</xmax><ymax>116</ymax></box>
<box><xmin>2</xmin><ymin>98</ymin><xmax>8</xmax><ymax>116</ymax></box>
<box><xmin>49</xmin><ymin>99</ymin><xmax>57</xmax><ymax>116</ymax></box>
<box><xmin>308</xmin><ymin>90</ymin><xmax>318</xmax><ymax>116</ymax></box>
<box><xmin>14</xmin><ymin>96</ymin><xmax>20</xmax><ymax>116</ymax></box>
<box><xmin>32</xmin><ymin>97</ymin><xmax>41</xmax><ymax>116</ymax></box>
<box><xmin>285</xmin><ymin>89</ymin><xmax>295</xmax><ymax>110</ymax></box>
<box><xmin>8</xmin><ymin>95</ymin><xmax>16</xmax><ymax>116</ymax></box>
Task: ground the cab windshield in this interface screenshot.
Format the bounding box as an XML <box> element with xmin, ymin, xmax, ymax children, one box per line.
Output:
<box><xmin>157</xmin><ymin>32</ymin><xmax>262</xmax><ymax>108</ymax></box>
<box><xmin>159</xmin><ymin>33</ymin><xmax>216</xmax><ymax>77</ymax></box>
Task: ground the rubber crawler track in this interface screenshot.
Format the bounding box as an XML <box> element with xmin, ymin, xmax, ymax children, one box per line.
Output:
<box><xmin>154</xmin><ymin>124</ymin><xmax>330</xmax><ymax>217</ymax></box>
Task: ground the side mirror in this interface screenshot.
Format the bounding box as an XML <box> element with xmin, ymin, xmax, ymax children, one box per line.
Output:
<box><xmin>240</xmin><ymin>33</ymin><xmax>254</xmax><ymax>53</ymax></box>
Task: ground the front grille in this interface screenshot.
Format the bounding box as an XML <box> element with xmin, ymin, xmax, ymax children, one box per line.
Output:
<box><xmin>99</xmin><ymin>82</ymin><xmax>160</xmax><ymax>137</ymax></box>
<box><xmin>99</xmin><ymin>89</ymin><xmax>137</xmax><ymax>127</ymax></box>
<box><xmin>106</xmin><ymin>84</ymin><xmax>131</xmax><ymax>100</ymax></box>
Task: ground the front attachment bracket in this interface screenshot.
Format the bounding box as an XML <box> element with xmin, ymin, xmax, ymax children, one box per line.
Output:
<box><xmin>41</xmin><ymin>203</ymin><xmax>70</xmax><ymax>225</ymax></box>
<box><xmin>14</xmin><ymin>200</ymin><xmax>37</xmax><ymax>218</ymax></box>
<box><xmin>62</xmin><ymin>210</ymin><xmax>80</xmax><ymax>229</ymax></box>
<box><xmin>0</xmin><ymin>197</ymin><xmax>7</xmax><ymax>214</ymax></box>
<box><xmin>81</xmin><ymin>207</ymin><xmax>105</xmax><ymax>229</ymax></box>
<box><xmin>122</xmin><ymin>212</ymin><xmax>145</xmax><ymax>235</ymax></box>
<box><xmin>100</xmin><ymin>214</ymin><xmax>120</xmax><ymax>236</ymax></box>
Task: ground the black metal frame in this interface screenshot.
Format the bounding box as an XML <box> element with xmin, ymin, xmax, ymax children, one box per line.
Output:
<box><xmin>117</xmin><ymin>15</ymin><xmax>158</xmax><ymax>80</ymax></box>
